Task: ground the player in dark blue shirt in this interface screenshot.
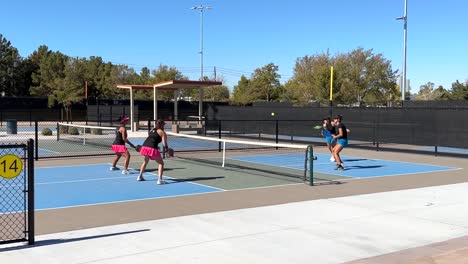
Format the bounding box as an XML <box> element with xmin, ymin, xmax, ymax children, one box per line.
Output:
<box><xmin>322</xmin><ymin>117</ymin><xmax>336</xmax><ymax>162</ymax></box>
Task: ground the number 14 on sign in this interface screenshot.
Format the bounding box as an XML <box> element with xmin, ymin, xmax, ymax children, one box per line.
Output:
<box><xmin>0</xmin><ymin>154</ymin><xmax>23</xmax><ymax>179</ymax></box>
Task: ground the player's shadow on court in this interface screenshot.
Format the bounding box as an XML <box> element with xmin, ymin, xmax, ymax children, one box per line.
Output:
<box><xmin>142</xmin><ymin>167</ymin><xmax>185</xmax><ymax>173</ymax></box>
<box><xmin>342</xmin><ymin>158</ymin><xmax>368</xmax><ymax>162</ymax></box>
<box><xmin>0</xmin><ymin>229</ymin><xmax>150</xmax><ymax>252</ymax></box>
<box><xmin>170</xmin><ymin>176</ymin><xmax>225</xmax><ymax>183</ymax></box>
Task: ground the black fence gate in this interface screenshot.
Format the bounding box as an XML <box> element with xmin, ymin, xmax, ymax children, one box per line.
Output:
<box><xmin>0</xmin><ymin>139</ymin><xmax>35</xmax><ymax>245</ymax></box>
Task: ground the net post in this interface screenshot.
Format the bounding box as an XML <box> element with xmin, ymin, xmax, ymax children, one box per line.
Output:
<box><xmin>308</xmin><ymin>145</ymin><xmax>314</xmax><ymax>186</ymax></box>
<box><xmin>218</xmin><ymin>120</ymin><xmax>222</xmax><ymax>152</ymax></box>
<box><xmin>222</xmin><ymin>141</ymin><xmax>226</xmax><ymax>167</ymax></box>
<box><xmin>27</xmin><ymin>138</ymin><xmax>35</xmax><ymax>245</ymax></box>
<box><xmin>275</xmin><ymin>120</ymin><xmax>279</xmax><ymax>149</ymax></box>
<box><xmin>82</xmin><ymin>127</ymin><xmax>86</xmax><ymax>145</ymax></box>
<box><xmin>56</xmin><ymin>123</ymin><xmax>60</xmax><ymax>141</ymax></box>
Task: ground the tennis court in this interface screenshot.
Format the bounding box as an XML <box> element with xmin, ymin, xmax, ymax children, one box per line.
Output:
<box><xmin>1</xmin><ymin>142</ymin><xmax>467</xmax><ymax>263</ymax></box>
<box><xmin>0</xmin><ymin>144</ymin><xmax>458</xmax><ymax>213</ymax></box>
<box><xmin>1</xmin><ymin>131</ymin><xmax>468</xmax><ymax>264</ymax></box>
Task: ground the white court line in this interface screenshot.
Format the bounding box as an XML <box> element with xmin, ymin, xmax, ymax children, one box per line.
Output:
<box><xmin>140</xmin><ymin>169</ymin><xmax>226</xmax><ymax>192</ymax></box>
<box><xmin>39</xmin><ymin>148</ymin><xmax>60</xmax><ymax>154</ymax></box>
<box><xmin>36</xmin><ymin>163</ymin><xmax>112</xmax><ymax>169</ymax></box>
<box><xmin>34</xmin><ymin>182</ymin><xmax>307</xmax><ymax>212</ymax></box>
<box><xmin>35</xmin><ymin>189</ymin><xmax>224</xmax><ymax>211</ymax></box>
<box><xmin>34</xmin><ymin>162</ymin><xmax>227</xmax><ymax>191</ymax></box>
<box><xmin>332</xmin><ymin>167</ymin><xmax>462</xmax><ymax>181</ymax></box>
<box><xmin>35</xmin><ymin>176</ymin><xmax>136</xmax><ymax>185</ymax></box>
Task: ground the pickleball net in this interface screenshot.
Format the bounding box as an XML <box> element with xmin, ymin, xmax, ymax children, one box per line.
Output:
<box><xmin>165</xmin><ymin>131</ymin><xmax>315</xmax><ymax>185</ymax></box>
<box><xmin>56</xmin><ymin>123</ymin><xmax>117</xmax><ymax>149</ymax></box>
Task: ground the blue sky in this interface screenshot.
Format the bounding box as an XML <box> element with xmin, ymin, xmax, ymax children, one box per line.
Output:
<box><xmin>2</xmin><ymin>0</ymin><xmax>467</xmax><ymax>92</ymax></box>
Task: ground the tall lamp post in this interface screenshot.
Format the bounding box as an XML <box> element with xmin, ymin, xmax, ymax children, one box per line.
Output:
<box><xmin>397</xmin><ymin>0</ymin><xmax>408</xmax><ymax>101</ymax></box>
<box><xmin>191</xmin><ymin>1</ymin><xmax>212</xmax><ymax>120</ymax></box>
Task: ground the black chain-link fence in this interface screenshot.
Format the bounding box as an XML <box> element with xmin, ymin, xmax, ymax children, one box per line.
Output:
<box><xmin>1</xmin><ymin>103</ymin><xmax>468</xmax><ymax>160</ymax></box>
<box><xmin>205</xmin><ymin>105</ymin><xmax>468</xmax><ymax>156</ymax></box>
<box><xmin>0</xmin><ymin>139</ymin><xmax>34</xmax><ymax>245</ymax></box>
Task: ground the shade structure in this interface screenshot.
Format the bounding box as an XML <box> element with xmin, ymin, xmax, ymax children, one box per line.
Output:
<box><xmin>117</xmin><ymin>80</ymin><xmax>222</xmax><ymax>131</ymax></box>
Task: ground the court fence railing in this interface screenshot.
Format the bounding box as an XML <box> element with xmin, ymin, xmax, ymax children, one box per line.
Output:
<box><xmin>0</xmin><ymin>118</ymin><xmax>467</xmax><ymax>160</ymax></box>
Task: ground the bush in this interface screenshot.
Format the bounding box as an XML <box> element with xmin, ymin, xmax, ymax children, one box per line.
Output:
<box><xmin>41</xmin><ymin>128</ymin><xmax>53</xmax><ymax>136</ymax></box>
<box><xmin>68</xmin><ymin>127</ymin><xmax>80</xmax><ymax>135</ymax></box>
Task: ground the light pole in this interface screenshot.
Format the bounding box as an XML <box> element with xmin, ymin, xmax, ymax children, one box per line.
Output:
<box><xmin>191</xmin><ymin>2</ymin><xmax>212</xmax><ymax>81</ymax></box>
<box><xmin>191</xmin><ymin>1</ymin><xmax>212</xmax><ymax>119</ymax></box>
<box><xmin>397</xmin><ymin>0</ymin><xmax>408</xmax><ymax>101</ymax></box>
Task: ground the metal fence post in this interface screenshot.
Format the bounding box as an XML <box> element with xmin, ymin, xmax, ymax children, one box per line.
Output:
<box><xmin>35</xmin><ymin>121</ymin><xmax>39</xmax><ymax>160</ymax></box>
<box><xmin>27</xmin><ymin>139</ymin><xmax>35</xmax><ymax>244</ymax></box>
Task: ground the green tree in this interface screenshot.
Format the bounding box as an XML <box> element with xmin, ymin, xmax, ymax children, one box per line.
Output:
<box><xmin>203</xmin><ymin>85</ymin><xmax>229</xmax><ymax>101</ymax></box>
<box><xmin>450</xmin><ymin>80</ymin><xmax>468</xmax><ymax>100</ymax></box>
<box><xmin>285</xmin><ymin>48</ymin><xmax>397</xmax><ymax>106</ymax></box>
<box><xmin>284</xmin><ymin>52</ymin><xmax>331</xmax><ymax>105</ymax></box>
<box><xmin>249</xmin><ymin>63</ymin><xmax>282</xmax><ymax>102</ymax></box>
<box><xmin>203</xmin><ymin>76</ymin><xmax>229</xmax><ymax>102</ymax></box>
<box><xmin>0</xmin><ymin>34</ymin><xmax>27</xmax><ymax>96</ymax></box>
<box><xmin>188</xmin><ymin>75</ymin><xmax>229</xmax><ymax>102</ymax></box>
<box><xmin>333</xmin><ymin>48</ymin><xmax>398</xmax><ymax>105</ymax></box>
<box><xmin>432</xmin><ymin>85</ymin><xmax>450</xmax><ymax>100</ymax></box>
<box><xmin>415</xmin><ymin>82</ymin><xmax>435</xmax><ymax>100</ymax></box>
<box><xmin>140</xmin><ymin>67</ymin><xmax>151</xmax><ymax>84</ymax></box>
<box><xmin>231</xmin><ymin>75</ymin><xmax>252</xmax><ymax>105</ymax></box>
<box><xmin>83</xmin><ymin>56</ymin><xmax>104</xmax><ymax>101</ymax></box>
<box><xmin>30</xmin><ymin>48</ymin><xmax>67</xmax><ymax>98</ymax></box>
<box><xmin>49</xmin><ymin>57</ymin><xmax>87</xmax><ymax>120</ymax></box>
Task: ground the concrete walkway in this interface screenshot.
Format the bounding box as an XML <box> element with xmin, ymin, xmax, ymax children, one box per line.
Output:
<box><xmin>2</xmin><ymin>182</ymin><xmax>468</xmax><ymax>264</ymax></box>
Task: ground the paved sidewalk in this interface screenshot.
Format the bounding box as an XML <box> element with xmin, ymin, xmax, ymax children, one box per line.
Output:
<box><xmin>2</xmin><ymin>182</ymin><xmax>468</xmax><ymax>264</ymax></box>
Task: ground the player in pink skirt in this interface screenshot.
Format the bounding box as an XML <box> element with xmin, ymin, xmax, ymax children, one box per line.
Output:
<box><xmin>137</xmin><ymin>119</ymin><xmax>168</xmax><ymax>184</ymax></box>
<box><xmin>110</xmin><ymin>116</ymin><xmax>135</xmax><ymax>174</ymax></box>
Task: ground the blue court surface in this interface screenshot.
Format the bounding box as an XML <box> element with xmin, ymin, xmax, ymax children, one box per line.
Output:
<box><xmin>37</xmin><ymin>148</ymin><xmax>58</xmax><ymax>155</ymax></box>
<box><xmin>231</xmin><ymin>153</ymin><xmax>459</xmax><ymax>178</ymax></box>
<box><xmin>30</xmin><ymin>164</ymin><xmax>222</xmax><ymax>211</ymax></box>
<box><xmin>0</xmin><ymin>153</ymin><xmax>458</xmax><ymax>213</ymax></box>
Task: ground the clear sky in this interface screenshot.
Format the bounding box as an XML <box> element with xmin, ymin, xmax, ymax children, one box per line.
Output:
<box><xmin>2</xmin><ymin>0</ymin><xmax>467</xmax><ymax>92</ymax></box>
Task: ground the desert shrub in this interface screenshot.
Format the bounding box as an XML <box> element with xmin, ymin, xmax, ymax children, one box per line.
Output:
<box><xmin>68</xmin><ymin>127</ymin><xmax>79</xmax><ymax>135</ymax></box>
<box><xmin>41</xmin><ymin>128</ymin><xmax>53</xmax><ymax>136</ymax></box>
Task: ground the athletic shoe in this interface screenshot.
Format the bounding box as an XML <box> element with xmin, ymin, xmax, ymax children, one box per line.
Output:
<box><xmin>136</xmin><ymin>176</ymin><xmax>145</xmax><ymax>181</ymax></box>
<box><xmin>122</xmin><ymin>170</ymin><xmax>130</xmax><ymax>175</ymax></box>
<box><xmin>157</xmin><ymin>179</ymin><xmax>165</xmax><ymax>185</ymax></box>
<box><xmin>335</xmin><ymin>165</ymin><xmax>344</xmax><ymax>171</ymax></box>
<box><xmin>330</xmin><ymin>156</ymin><xmax>335</xmax><ymax>162</ymax></box>
<box><xmin>109</xmin><ymin>167</ymin><xmax>118</xmax><ymax>171</ymax></box>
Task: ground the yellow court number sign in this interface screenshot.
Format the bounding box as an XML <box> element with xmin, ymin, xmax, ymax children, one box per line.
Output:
<box><xmin>0</xmin><ymin>154</ymin><xmax>23</xmax><ymax>180</ymax></box>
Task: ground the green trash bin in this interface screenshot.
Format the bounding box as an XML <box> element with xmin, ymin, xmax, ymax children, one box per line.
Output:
<box><xmin>6</xmin><ymin>120</ymin><xmax>17</xmax><ymax>134</ymax></box>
